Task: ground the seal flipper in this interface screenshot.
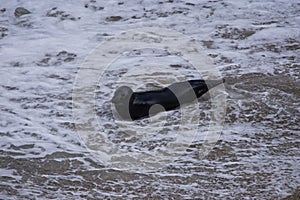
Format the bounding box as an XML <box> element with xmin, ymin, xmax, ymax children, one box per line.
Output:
<box><xmin>189</xmin><ymin>79</ymin><xmax>224</xmax><ymax>98</ymax></box>
<box><xmin>204</xmin><ymin>78</ymin><xmax>225</xmax><ymax>89</ymax></box>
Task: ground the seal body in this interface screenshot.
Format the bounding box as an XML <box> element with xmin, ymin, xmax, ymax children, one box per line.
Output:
<box><xmin>112</xmin><ymin>79</ymin><xmax>224</xmax><ymax>120</ymax></box>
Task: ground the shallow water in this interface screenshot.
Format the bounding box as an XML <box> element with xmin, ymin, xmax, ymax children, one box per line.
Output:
<box><xmin>1</xmin><ymin>0</ymin><xmax>299</xmax><ymax>199</ymax></box>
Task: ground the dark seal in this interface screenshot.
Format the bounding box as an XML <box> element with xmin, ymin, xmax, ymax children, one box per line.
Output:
<box><xmin>112</xmin><ymin>79</ymin><xmax>225</xmax><ymax>120</ymax></box>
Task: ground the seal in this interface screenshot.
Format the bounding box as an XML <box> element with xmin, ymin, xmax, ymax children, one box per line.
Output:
<box><xmin>112</xmin><ymin>79</ymin><xmax>225</xmax><ymax>120</ymax></box>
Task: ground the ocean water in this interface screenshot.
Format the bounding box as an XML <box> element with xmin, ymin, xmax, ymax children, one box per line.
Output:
<box><xmin>0</xmin><ymin>0</ymin><xmax>299</xmax><ymax>199</ymax></box>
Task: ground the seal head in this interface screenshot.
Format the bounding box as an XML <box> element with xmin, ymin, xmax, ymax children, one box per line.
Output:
<box><xmin>112</xmin><ymin>86</ymin><xmax>134</xmax><ymax>120</ymax></box>
<box><xmin>112</xmin><ymin>86</ymin><xmax>133</xmax><ymax>104</ymax></box>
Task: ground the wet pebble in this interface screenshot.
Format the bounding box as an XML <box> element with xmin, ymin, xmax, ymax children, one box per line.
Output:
<box><xmin>106</xmin><ymin>16</ymin><xmax>122</xmax><ymax>22</ymax></box>
<box><xmin>14</xmin><ymin>7</ymin><xmax>31</xmax><ymax>18</ymax></box>
<box><xmin>0</xmin><ymin>27</ymin><xmax>8</xmax><ymax>39</ymax></box>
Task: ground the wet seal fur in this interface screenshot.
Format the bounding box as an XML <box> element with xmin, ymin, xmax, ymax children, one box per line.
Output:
<box><xmin>112</xmin><ymin>79</ymin><xmax>225</xmax><ymax>120</ymax></box>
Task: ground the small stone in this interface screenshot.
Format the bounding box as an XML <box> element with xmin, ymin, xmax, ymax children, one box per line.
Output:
<box><xmin>106</xmin><ymin>16</ymin><xmax>122</xmax><ymax>22</ymax></box>
<box><xmin>14</xmin><ymin>7</ymin><xmax>31</xmax><ymax>18</ymax></box>
<box><xmin>0</xmin><ymin>27</ymin><xmax>8</xmax><ymax>32</ymax></box>
<box><xmin>64</xmin><ymin>57</ymin><xmax>75</xmax><ymax>62</ymax></box>
<box><xmin>0</xmin><ymin>8</ymin><xmax>6</xmax><ymax>13</ymax></box>
<box><xmin>56</xmin><ymin>50</ymin><xmax>68</xmax><ymax>57</ymax></box>
<box><xmin>186</xmin><ymin>2</ymin><xmax>195</xmax><ymax>6</ymax></box>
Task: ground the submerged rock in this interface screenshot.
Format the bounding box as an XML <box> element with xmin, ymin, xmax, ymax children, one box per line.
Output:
<box><xmin>14</xmin><ymin>7</ymin><xmax>31</xmax><ymax>18</ymax></box>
